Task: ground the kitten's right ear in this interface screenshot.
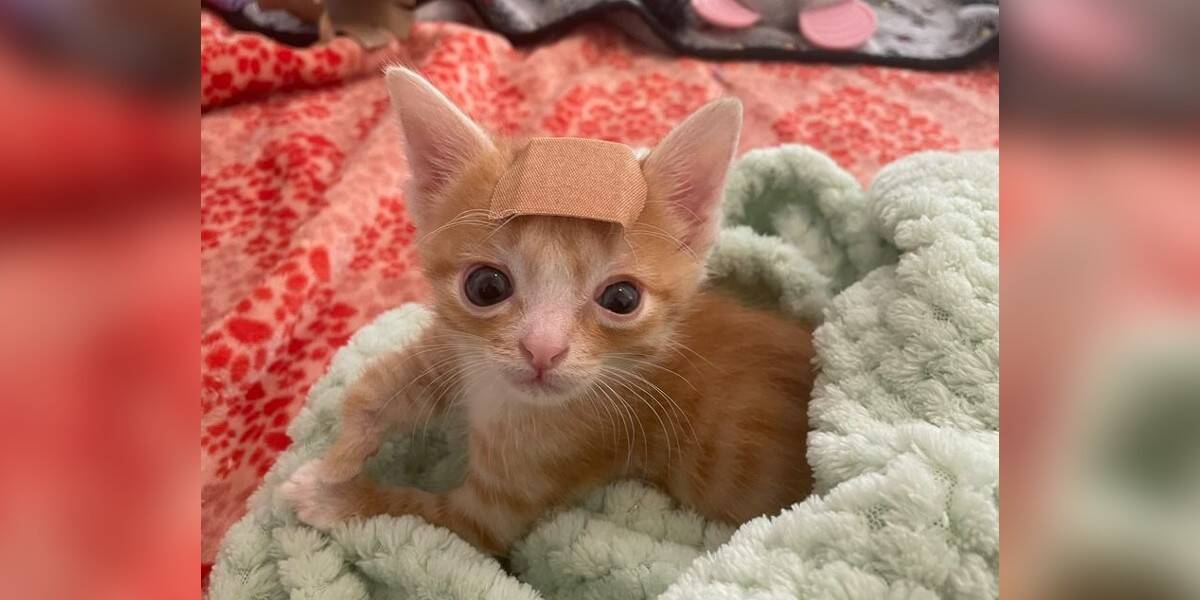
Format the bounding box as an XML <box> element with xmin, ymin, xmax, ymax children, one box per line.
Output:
<box><xmin>385</xmin><ymin>67</ymin><xmax>494</xmax><ymax>226</ymax></box>
<box><xmin>642</xmin><ymin>97</ymin><xmax>742</xmax><ymax>255</ymax></box>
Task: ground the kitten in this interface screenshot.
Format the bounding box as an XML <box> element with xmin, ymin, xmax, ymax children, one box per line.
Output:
<box><xmin>281</xmin><ymin>67</ymin><xmax>815</xmax><ymax>555</ymax></box>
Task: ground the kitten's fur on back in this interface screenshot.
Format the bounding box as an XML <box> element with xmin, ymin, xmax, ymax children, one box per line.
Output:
<box><xmin>281</xmin><ymin>68</ymin><xmax>815</xmax><ymax>554</ymax></box>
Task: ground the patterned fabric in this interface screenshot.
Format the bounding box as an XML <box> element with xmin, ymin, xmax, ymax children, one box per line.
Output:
<box><xmin>199</xmin><ymin>9</ymin><xmax>997</xmax><ymax>571</ymax></box>
<box><xmin>456</xmin><ymin>0</ymin><xmax>998</xmax><ymax>67</ymax></box>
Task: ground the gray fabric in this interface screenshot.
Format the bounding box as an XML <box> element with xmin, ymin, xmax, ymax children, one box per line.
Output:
<box><xmin>243</xmin><ymin>2</ymin><xmax>317</xmax><ymax>34</ymax></box>
<box><xmin>469</xmin><ymin>0</ymin><xmax>998</xmax><ymax>67</ymax></box>
<box><xmin>214</xmin><ymin>0</ymin><xmax>997</xmax><ymax>68</ymax></box>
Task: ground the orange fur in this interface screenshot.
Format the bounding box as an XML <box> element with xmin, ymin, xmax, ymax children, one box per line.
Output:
<box><xmin>281</xmin><ymin>71</ymin><xmax>815</xmax><ymax>555</ymax></box>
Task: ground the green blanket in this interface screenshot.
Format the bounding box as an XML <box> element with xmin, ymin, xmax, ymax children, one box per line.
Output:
<box><xmin>209</xmin><ymin>145</ymin><xmax>999</xmax><ymax>599</ymax></box>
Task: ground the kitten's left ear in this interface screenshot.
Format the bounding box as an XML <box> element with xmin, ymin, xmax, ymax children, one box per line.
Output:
<box><xmin>642</xmin><ymin>97</ymin><xmax>743</xmax><ymax>254</ymax></box>
<box><xmin>384</xmin><ymin>66</ymin><xmax>495</xmax><ymax>229</ymax></box>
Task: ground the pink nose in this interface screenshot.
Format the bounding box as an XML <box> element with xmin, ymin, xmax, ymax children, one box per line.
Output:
<box><xmin>519</xmin><ymin>335</ymin><xmax>568</xmax><ymax>373</ymax></box>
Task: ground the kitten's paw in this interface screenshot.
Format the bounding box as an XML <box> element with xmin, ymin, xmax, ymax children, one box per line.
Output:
<box><xmin>279</xmin><ymin>460</ymin><xmax>358</xmax><ymax>530</ymax></box>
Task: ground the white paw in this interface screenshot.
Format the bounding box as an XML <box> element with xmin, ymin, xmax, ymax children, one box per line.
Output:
<box><xmin>279</xmin><ymin>460</ymin><xmax>354</xmax><ymax>530</ymax></box>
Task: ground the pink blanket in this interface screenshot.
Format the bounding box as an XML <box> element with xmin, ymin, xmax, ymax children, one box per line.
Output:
<box><xmin>200</xmin><ymin>10</ymin><xmax>997</xmax><ymax>574</ymax></box>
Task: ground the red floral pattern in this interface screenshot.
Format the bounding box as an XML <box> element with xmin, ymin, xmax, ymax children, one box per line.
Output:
<box><xmin>200</xmin><ymin>10</ymin><xmax>997</xmax><ymax>575</ymax></box>
<box><xmin>417</xmin><ymin>30</ymin><xmax>532</xmax><ymax>136</ymax></box>
<box><xmin>542</xmin><ymin>73</ymin><xmax>722</xmax><ymax>143</ymax></box>
<box><xmin>772</xmin><ymin>86</ymin><xmax>960</xmax><ymax>170</ymax></box>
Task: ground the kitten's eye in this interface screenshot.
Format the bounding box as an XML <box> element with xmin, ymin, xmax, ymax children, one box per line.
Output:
<box><xmin>464</xmin><ymin>266</ymin><xmax>512</xmax><ymax>307</ymax></box>
<box><xmin>597</xmin><ymin>281</ymin><xmax>640</xmax><ymax>315</ymax></box>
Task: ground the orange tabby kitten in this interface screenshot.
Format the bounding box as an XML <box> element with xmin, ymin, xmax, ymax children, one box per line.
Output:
<box><xmin>281</xmin><ymin>67</ymin><xmax>815</xmax><ymax>555</ymax></box>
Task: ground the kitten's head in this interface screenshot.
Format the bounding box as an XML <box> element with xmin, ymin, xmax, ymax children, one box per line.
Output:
<box><xmin>386</xmin><ymin>67</ymin><xmax>741</xmax><ymax>406</ymax></box>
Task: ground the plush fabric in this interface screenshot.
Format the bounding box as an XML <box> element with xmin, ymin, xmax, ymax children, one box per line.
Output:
<box><xmin>208</xmin><ymin>144</ymin><xmax>998</xmax><ymax>599</ymax></box>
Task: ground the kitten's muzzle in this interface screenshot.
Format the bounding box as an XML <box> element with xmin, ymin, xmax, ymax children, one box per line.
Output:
<box><xmin>519</xmin><ymin>334</ymin><xmax>568</xmax><ymax>376</ymax></box>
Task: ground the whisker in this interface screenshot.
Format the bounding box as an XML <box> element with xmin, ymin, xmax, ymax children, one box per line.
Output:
<box><xmin>596</xmin><ymin>375</ymin><xmax>647</xmax><ymax>469</ymax></box>
<box><xmin>578</xmin><ymin>387</ymin><xmax>617</xmax><ymax>451</ymax></box>
<box><xmin>500</xmin><ymin>403</ymin><xmax>514</xmax><ymax>483</ymax></box>
<box><xmin>415</xmin><ymin>208</ymin><xmax>495</xmax><ymax>246</ymax></box>
<box><xmin>603</xmin><ymin>352</ymin><xmax>700</xmax><ymax>393</ymax></box>
<box><xmin>371</xmin><ymin>345</ymin><xmax>469</xmax><ymax>424</ymax></box>
<box><xmin>667</xmin><ymin>340</ymin><xmax>719</xmax><ymax>371</ymax></box>
<box><xmin>597</xmin><ymin>384</ymin><xmax>632</xmax><ymax>472</ymax></box>
<box><xmin>408</xmin><ymin>358</ymin><xmax>472</xmax><ymax>447</ymax></box>
<box><xmin>602</xmin><ymin>367</ymin><xmax>679</xmax><ymax>449</ymax></box>
<box><xmin>604</xmin><ymin>364</ymin><xmax>699</xmax><ymax>454</ymax></box>
<box><xmin>481</xmin><ymin>213</ymin><xmax>520</xmax><ymax>243</ymax></box>
<box><xmin>415</xmin><ymin>358</ymin><xmax>489</xmax><ymax>449</ymax></box>
<box><xmin>628</xmin><ymin>223</ymin><xmax>699</xmax><ymax>261</ymax></box>
<box><xmin>600</xmin><ymin>367</ymin><xmax>674</xmax><ymax>472</ymax></box>
<box><xmin>616</xmin><ymin>225</ymin><xmax>640</xmax><ymax>267</ymax></box>
<box><xmin>593</xmin><ymin>388</ymin><xmax>621</xmax><ymax>452</ymax></box>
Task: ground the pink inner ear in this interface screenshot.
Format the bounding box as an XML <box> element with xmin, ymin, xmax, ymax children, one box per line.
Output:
<box><xmin>384</xmin><ymin>68</ymin><xmax>493</xmax><ymax>208</ymax></box>
<box><xmin>643</xmin><ymin>98</ymin><xmax>743</xmax><ymax>252</ymax></box>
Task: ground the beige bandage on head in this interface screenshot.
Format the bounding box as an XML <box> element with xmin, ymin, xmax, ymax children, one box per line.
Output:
<box><xmin>489</xmin><ymin>137</ymin><xmax>647</xmax><ymax>227</ymax></box>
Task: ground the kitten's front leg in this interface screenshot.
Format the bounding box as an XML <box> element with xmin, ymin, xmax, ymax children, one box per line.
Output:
<box><xmin>298</xmin><ymin>332</ymin><xmax>454</xmax><ymax>485</ymax></box>
<box><xmin>284</xmin><ymin>465</ymin><xmax>540</xmax><ymax>555</ymax></box>
<box><xmin>281</xmin><ymin>463</ymin><xmax>437</xmax><ymax>535</ymax></box>
<box><xmin>280</xmin><ymin>460</ymin><xmax>376</xmax><ymax>530</ymax></box>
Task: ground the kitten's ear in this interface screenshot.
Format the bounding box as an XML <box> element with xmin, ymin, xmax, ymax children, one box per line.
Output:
<box><xmin>384</xmin><ymin>67</ymin><xmax>494</xmax><ymax>226</ymax></box>
<box><xmin>642</xmin><ymin>97</ymin><xmax>742</xmax><ymax>253</ymax></box>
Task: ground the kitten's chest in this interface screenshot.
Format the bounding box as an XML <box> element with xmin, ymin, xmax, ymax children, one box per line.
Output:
<box><xmin>459</xmin><ymin>383</ymin><xmax>622</xmax><ymax>479</ymax></box>
<box><xmin>460</xmin><ymin>385</ymin><xmax>570</xmax><ymax>455</ymax></box>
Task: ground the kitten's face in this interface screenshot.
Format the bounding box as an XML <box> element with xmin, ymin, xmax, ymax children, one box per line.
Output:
<box><xmin>386</xmin><ymin>67</ymin><xmax>741</xmax><ymax>406</ymax></box>
<box><xmin>423</xmin><ymin>199</ymin><xmax>703</xmax><ymax>405</ymax></box>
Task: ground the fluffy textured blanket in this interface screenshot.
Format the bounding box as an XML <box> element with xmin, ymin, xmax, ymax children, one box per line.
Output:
<box><xmin>208</xmin><ymin>145</ymin><xmax>998</xmax><ymax>599</ymax></box>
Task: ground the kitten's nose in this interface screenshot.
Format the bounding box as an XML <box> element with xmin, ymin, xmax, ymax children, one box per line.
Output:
<box><xmin>519</xmin><ymin>334</ymin><xmax>568</xmax><ymax>374</ymax></box>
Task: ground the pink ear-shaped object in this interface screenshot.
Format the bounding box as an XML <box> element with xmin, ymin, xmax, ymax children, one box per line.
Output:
<box><xmin>799</xmin><ymin>0</ymin><xmax>877</xmax><ymax>50</ymax></box>
<box><xmin>692</xmin><ymin>0</ymin><xmax>761</xmax><ymax>29</ymax></box>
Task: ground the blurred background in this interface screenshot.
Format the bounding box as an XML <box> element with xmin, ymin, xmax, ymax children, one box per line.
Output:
<box><xmin>0</xmin><ymin>0</ymin><xmax>1194</xmax><ymax>598</ymax></box>
<box><xmin>0</xmin><ymin>1</ymin><xmax>197</xmax><ymax>599</ymax></box>
<box><xmin>1003</xmin><ymin>1</ymin><xmax>1200</xmax><ymax>598</ymax></box>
